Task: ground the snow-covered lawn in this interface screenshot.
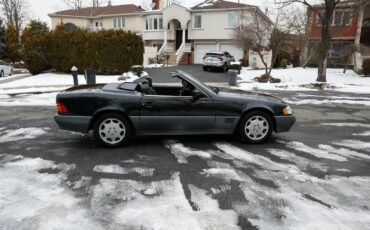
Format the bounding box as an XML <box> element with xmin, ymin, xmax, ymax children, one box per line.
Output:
<box><xmin>237</xmin><ymin>68</ymin><xmax>370</xmax><ymax>93</ymax></box>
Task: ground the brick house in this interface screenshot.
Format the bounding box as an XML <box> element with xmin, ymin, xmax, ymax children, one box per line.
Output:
<box><xmin>306</xmin><ymin>1</ymin><xmax>370</xmax><ymax>70</ymax></box>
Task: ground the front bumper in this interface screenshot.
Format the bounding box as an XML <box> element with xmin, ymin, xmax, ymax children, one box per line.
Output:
<box><xmin>54</xmin><ymin>115</ymin><xmax>92</xmax><ymax>133</ymax></box>
<box><xmin>274</xmin><ymin>115</ymin><xmax>296</xmax><ymax>133</ymax></box>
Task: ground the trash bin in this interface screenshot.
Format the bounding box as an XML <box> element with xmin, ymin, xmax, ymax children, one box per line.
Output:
<box><xmin>85</xmin><ymin>69</ymin><xmax>96</xmax><ymax>85</ymax></box>
<box><xmin>228</xmin><ymin>69</ymin><xmax>238</xmax><ymax>86</ymax></box>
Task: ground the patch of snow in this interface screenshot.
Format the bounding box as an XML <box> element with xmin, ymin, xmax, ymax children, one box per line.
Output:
<box><xmin>0</xmin><ymin>155</ymin><xmax>102</xmax><ymax>229</ymax></box>
<box><xmin>333</xmin><ymin>140</ymin><xmax>370</xmax><ymax>152</ymax></box>
<box><xmin>319</xmin><ymin>144</ymin><xmax>370</xmax><ymax>160</ymax></box>
<box><xmin>266</xmin><ymin>148</ymin><xmax>329</xmax><ymax>172</ymax></box>
<box><xmin>188</xmin><ymin>184</ymin><xmax>239</xmax><ymax>229</ymax></box>
<box><xmin>0</xmin><ymin>127</ymin><xmax>48</xmax><ymax>143</ymax></box>
<box><xmin>282</xmin><ymin>141</ymin><xmax>348</xmax><ymax>162</ymax></box>
<box><xmin>0</xmin><ymin>92</ymin><xmax>57</xmax><ymax>106</ymax></box>
<box><xmin>0</xmin><ymin>73</ymin><xmax>120</xmax><ymax>89</ymax></box>
<box><xmin>335</xmin><ymin>168</ymin><xmax>351</xmax><ymax>173</ymax></box>
<box><xmin>202</xmin><ymin>168</ymin><xmax>241</xmax><ymax>181</ymax></box>
<box><xmin>353</xmin><ymin>131</ymin><xmax>370</xmax><ymax>136</ymax></box>
<box><xmin>237</xmin><ymin>68</ymin><xmax>370</xmax><ymax>93</ymax></box>
<box><xmin>93</xmin><ymin>164</ymin><xmax>154</xmax><ymax>176</ymax></box>
<box><xmin>321</xmin><ymin>123</ymin><xmax>370</xmax><ymax>128</ymax></box>
<box><xmin>285</xmin><ymin>99</ymin><xmax>370</xmax><ymax>106</ymax></box>
<box><xmin>165</xmin><ymin>141</ymin><xmax>212</xmax><ymax>163</ymax></box>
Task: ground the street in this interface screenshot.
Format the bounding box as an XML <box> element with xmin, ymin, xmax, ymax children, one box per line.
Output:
<box><xmin>1</xmin><ymin>90</ymin><xmax>370</xmax><ymax>229</ymax></box>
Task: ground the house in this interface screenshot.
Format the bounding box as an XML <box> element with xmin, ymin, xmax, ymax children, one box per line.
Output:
<box><xmin>306</xmin><ymin>0</ymin><xmax>370</xmax><ymax>71</ymax></box>
<box><xmin>48</xmin><ymin>0</ymin><xmax>271</xmax><ymax>66</ymax></box>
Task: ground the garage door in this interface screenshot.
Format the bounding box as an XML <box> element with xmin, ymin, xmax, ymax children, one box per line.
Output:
<box><xmin>220</xmin><ymin>43</ymin><xmax>244</xmax><ymax>62</ymax></box>
<box><xmin>194</xmin><ymin>43</ymin><xmax>217</xmax><ymax>64</ymax></box>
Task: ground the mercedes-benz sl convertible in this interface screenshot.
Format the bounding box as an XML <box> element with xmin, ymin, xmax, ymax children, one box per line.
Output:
<box><xmin>54</xmin><ymin>71</ymin><xmax>295</xmax><ymax>147</ymax></box>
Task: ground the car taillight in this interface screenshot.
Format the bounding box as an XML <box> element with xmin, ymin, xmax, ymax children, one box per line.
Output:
<box><xmin>218</xmin><ymin>57</ymin><xmax>223</xmax><ymax>61</ymax></box>
<box><xmin>56</xmin><ymin>102</ymin><xmax>68</xmax><ymax>113</ymax></box>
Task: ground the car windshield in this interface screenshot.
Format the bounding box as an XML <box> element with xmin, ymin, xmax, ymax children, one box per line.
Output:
<box><xmin>181</xmin><ymin>72</ymin><xmax>219</xmax><ymax>94</ymax></box>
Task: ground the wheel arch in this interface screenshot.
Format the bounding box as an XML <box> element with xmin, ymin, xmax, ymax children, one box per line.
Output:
<box><xmin>89</xmin><ymin>108</ymin><xmax>136</xmax><ymax>135</ymax></box>
<box><xmin>235</xmin><ymin>106</ymin><xmax>276</xmax><ymax>134</ymax></box>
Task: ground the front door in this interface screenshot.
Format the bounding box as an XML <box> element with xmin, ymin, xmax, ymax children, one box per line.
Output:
<box><xmin>139</xmin><ymin>95</ymin><xmax>215</xmax><ymax>132</ymax></box>
<box><xmin>175</xmin><ymin>30</ymin><xmax>189</xmax><ymax>50</ymax></box>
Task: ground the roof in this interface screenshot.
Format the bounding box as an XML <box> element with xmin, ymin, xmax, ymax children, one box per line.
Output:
<box><xmin>50</xmin><ymin>4</ymin><xmax>144</xmax><ymax>17</ymax></box>
<box><xmin>191</xmin><ymin>0</ymin><xmax>254</xmax><ymax>10</ymax></box>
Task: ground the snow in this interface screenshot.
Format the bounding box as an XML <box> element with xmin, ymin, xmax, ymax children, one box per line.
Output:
<box><xmin>321</xmin><ymin>123</ymin><xmax>370</xmax><ymax>128</ymax></box>
<box><xmin>281</xmin><ymin>141</ymin><xmax>348</xmax><ymax>162</ymax></box>
<box><xmin>237</xmin><ymin>68</ymin><xmax>370</xmax><ymax>93</ymax></box>
<box><xmin>93</xmin><ymin>164</ymin><xmax>155</xmax><ymax>176</ymax></box>
<box><xmin>0</xmin><ymin>73</ymin><xmax>121</xmax><ymax>89</ymax></box>
<box><xmin>165</xmin><ymin>140</ymin><xmax>212</xmax><ymax>163</ymax></box>
<box><xmin>333</xmin><ymin>140</ymin><xmax>370</xmax><ymax>152</ymax></box>
<box><xmin>0</xmin><ymin>155</ymin><xmax>102</xmax><ymax>229</ymax></box>
<box><xmin>0</xmin><ymin>127</ymin><xmax>48</xmax><ymax>143</ymax></box>
<box><xmin>353</xmin><ymin>131</ymin><xmax>370</xmax><ymax>136</ymax></box>
<box><xmin>0</xmin><ymin>92</ymin><xmax>57</xmax><ymax>106</ymax></box>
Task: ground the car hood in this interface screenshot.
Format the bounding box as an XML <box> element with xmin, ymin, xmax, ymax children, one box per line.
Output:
<box><xmin>217</xmin><ymin>88</ymin><xmax>285</xmax><ymax>104</ymax></box>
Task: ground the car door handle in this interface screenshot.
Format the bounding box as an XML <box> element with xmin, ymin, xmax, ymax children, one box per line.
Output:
<box><xmin>142</xmin><ymin>102</ymin><xmax>154</xmax><ymax>108</ymax></box>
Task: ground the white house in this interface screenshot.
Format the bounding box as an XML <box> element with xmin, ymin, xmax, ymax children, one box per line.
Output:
<box><xmin>49</xmin><ymin>0</ymin><xmax>271</xmax><ymax>65</ymax></box>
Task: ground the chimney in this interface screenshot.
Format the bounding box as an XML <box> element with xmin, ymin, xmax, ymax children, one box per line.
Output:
<box><xmin>152</xmin><ymin>0</ymin><xmax>160</xmax><ymax>10</ymax></box>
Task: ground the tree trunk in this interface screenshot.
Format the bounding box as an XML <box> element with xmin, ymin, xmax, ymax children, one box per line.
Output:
<box><xmin>316</xmin><ymin>13</ymin><xmax>332</xmax><ymax>82</ymax></box>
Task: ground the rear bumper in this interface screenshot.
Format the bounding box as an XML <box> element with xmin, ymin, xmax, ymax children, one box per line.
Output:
<box><xmin>54</xmin><ymin>115</ymin><xmax>92</xmax><ymax>133</ymax></box>
<box><xmin>203</xmin><ymin>62</ymin><xmax>224</xmax><ymax>67</ymax></box>
<box><xmin>274</xmin><ymin>115</ymin><xmax>296</xmax><ymax>133</ymax></box>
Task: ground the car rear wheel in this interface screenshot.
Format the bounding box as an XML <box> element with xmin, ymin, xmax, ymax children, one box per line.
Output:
<box><xmin>0</xmin><ymin>71</ymin><xmax>3</xmax><ymax>78</ymax></box>
<box><xmin>9</xmin><ymin>70</ymin><xmax>13</xmax><ymax>76</ymax></box>
<box><xmin>203</xmin><ymin>66</ymin><xmax>207</xmax><ymax>71</ymax></box>
<box><xmin>239</xmin><ymin>111</ymin><xmax>273</xmax><ymax>143</ymax></box>
<box><xmin>222</xmin><ymin>64</ymin><xmax>228</xmax><ymax>72</ymax></box>
<box><xmin>93</xmin><ymin>113</ymin><xmax>132</xmax><ymax>147</ymax></box>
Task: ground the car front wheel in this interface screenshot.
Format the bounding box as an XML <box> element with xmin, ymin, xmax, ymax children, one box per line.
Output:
<box><xmin>93</xmin><ymin>113</ymin><xmax>132</xmax><ymax>147</ymax></box>
<box><xmin>239</xmin><ymin>111</ymin><xmax>273</xmax><ymax>143</ymax></box>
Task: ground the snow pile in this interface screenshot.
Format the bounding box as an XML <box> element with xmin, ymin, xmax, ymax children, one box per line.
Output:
<box><xmin>0</xmin><ymin>92</ymin><xmax>57</xmax><ymax>106</ymax></box>
<box><xmin>237</xmin><ymin>68</ymin><xmax>370</xmax><ymax>93</ymax></box>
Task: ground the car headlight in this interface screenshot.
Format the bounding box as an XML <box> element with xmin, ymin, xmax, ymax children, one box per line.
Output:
<box><xmin>282</xmin><ymin>106</ymin><xmax>293</xmax><ymax>115</ymax></box>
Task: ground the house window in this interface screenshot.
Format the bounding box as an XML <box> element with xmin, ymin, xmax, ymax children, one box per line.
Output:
<box><xmin>329</xmin><ymin>42</ymin><xmax>343</xmax><ymax>58</ymax></box>
<box><xmin>96</xmin><ymin>22</ymin><xmax>103</xmax><ymax>27</ymax></box>
<box><xmin>194</xmin><ymin>15</ymin><xmax>202</xmax><ymax>28</ymax></box>
<box><xmin>227</xmin><ymin>12</ymin><xmax>237</xmax><ymax>28</ymax></box>
<box><xmin>113</xmin><ymin>18</ymin><xmax>125</xmax><ymax>28</ymax></box>
<box><xmin>343</xmin><ymin>11</ymin><xmax>352</xmax><ymax>25</ymax></box>
<box><xmin>145</xmin><ymin>16</ymin><xmax>163</xmax><ymax>30</ymax></box>
<box><xmin>334</xmin><ymin>11</ymin><xmax>343</xmax><ymax>25</ymax></box>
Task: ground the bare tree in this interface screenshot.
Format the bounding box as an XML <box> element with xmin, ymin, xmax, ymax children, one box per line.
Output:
<box><xmin>234</xmin><ymin>8</ymin><xmax>273</xmax><ymax>76</ymax></box>
<box><xmin>0</xmin><ymin>0</ymin><xmax>28</xmax><ymax>38</ymax></box>
<box><xmin>234</xmin><ymin>7</ymin><xmax>297</xmax><ymax>78</ymax></box>
<box><xmin>64</xmin><ymin>0</ymin><xmax>84</xmax><ymax>9</ymax></box>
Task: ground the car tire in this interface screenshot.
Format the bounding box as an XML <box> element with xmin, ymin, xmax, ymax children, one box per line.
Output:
<box><xmin>9</xmin><ymin>70</ymin><xmax>13</xmax><ymax>76</ymax></box>
<box><xmin>0</xmin><ymin>71</ymin><xmax>3</xmax><ymax>78</ymax></box>
<box><xmin>239</xmin><ymin>111</ymin><xmax>273</xmax><ymax>144</ymax></box>
<box><xmin>93</xmin><ymin>113</ymin><xmax>133</xmax><ymax>147</ymax></box>
<box><xmin>222</xmin><ymin>64</ymin><xmax>228</xmax><ymax>72</ymax></box>
<box><xmin>203</xmin><ymin>66</ymin><xmax>207</xmax><ymax>71</ymax></box>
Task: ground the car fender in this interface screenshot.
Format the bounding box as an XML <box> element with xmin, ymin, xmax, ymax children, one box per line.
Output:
<box><xmin>243</xmin><ymin>102</ymin><xmax>275</xmax><ymax>115</ymax></box>
<box><xmin>89</xmin><ymin>106</ymin><xmax>138</xmax><ymax>131</ymax></box>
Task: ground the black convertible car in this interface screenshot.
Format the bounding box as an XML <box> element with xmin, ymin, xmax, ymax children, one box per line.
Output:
<box><xmin>54</xmin><ymin>71</ymin><xmax>295</xmax><ymax>147</ymax></box>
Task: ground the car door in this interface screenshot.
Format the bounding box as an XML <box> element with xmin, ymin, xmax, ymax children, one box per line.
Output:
<box><xmin>139</xmin><ymin>93</ymin><xmax>216</xmax><ymax>132</ymax></box>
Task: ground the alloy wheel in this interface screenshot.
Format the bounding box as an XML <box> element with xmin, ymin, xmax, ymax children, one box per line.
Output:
<box><xmin>98</xmin><ymin>118</ymin><xmax>126</xmax><ymax>145</ymax></box>
<box><xmin>244</xmin><ymin>115</ymin><xmax>269</xmax><ymax>141</ymax></box>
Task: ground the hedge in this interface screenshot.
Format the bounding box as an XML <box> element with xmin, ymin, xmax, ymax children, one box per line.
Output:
<box><xmin>23</xmin><ymin>28</ymin><xmax>144</xmax><ymax>75</ymax></box>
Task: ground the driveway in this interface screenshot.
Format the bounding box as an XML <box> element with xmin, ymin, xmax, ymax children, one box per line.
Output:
<box><xmin>145</xmin><ymin>64</ymin><xmax>228</xmax><ymax>83</ymax></box>
<box><xmin>1</xmin><ymin>90</ymin><xmax>370</xmax><ymax>229</ymax></box>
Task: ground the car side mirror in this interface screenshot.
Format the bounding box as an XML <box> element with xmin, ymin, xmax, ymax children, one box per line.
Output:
<box><xmin>192</xmin><ymin>92</ymin><xmax>205</xmax><ymax>103</ymax></box>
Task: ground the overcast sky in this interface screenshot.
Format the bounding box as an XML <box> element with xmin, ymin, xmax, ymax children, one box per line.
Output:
<box><xmin>28</xmin><ymin>0</ymin><xmax>278</xmax><ymax>26</ymax></box>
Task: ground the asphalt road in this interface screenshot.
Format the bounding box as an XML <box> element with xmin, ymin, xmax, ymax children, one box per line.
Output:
<box><xmin>1</xmin><ymin>90</ymin><xmax>370</xmax><ymax>229</ymax></box>
<box><xmin>145</xmin><ymin>64</ymin><xmax>229</xmax><ymax>83</ymax></box>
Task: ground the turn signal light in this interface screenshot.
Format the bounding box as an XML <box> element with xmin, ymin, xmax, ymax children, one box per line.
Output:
<box><xmin>282</xmin><ymin>106</ymin><xmax>293</xmax><ymax>116</ymax></box>
<box><xmin>56</xmin><ymin>102</ymin><xmax>69</xmax><ymax>113</ymax></box>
